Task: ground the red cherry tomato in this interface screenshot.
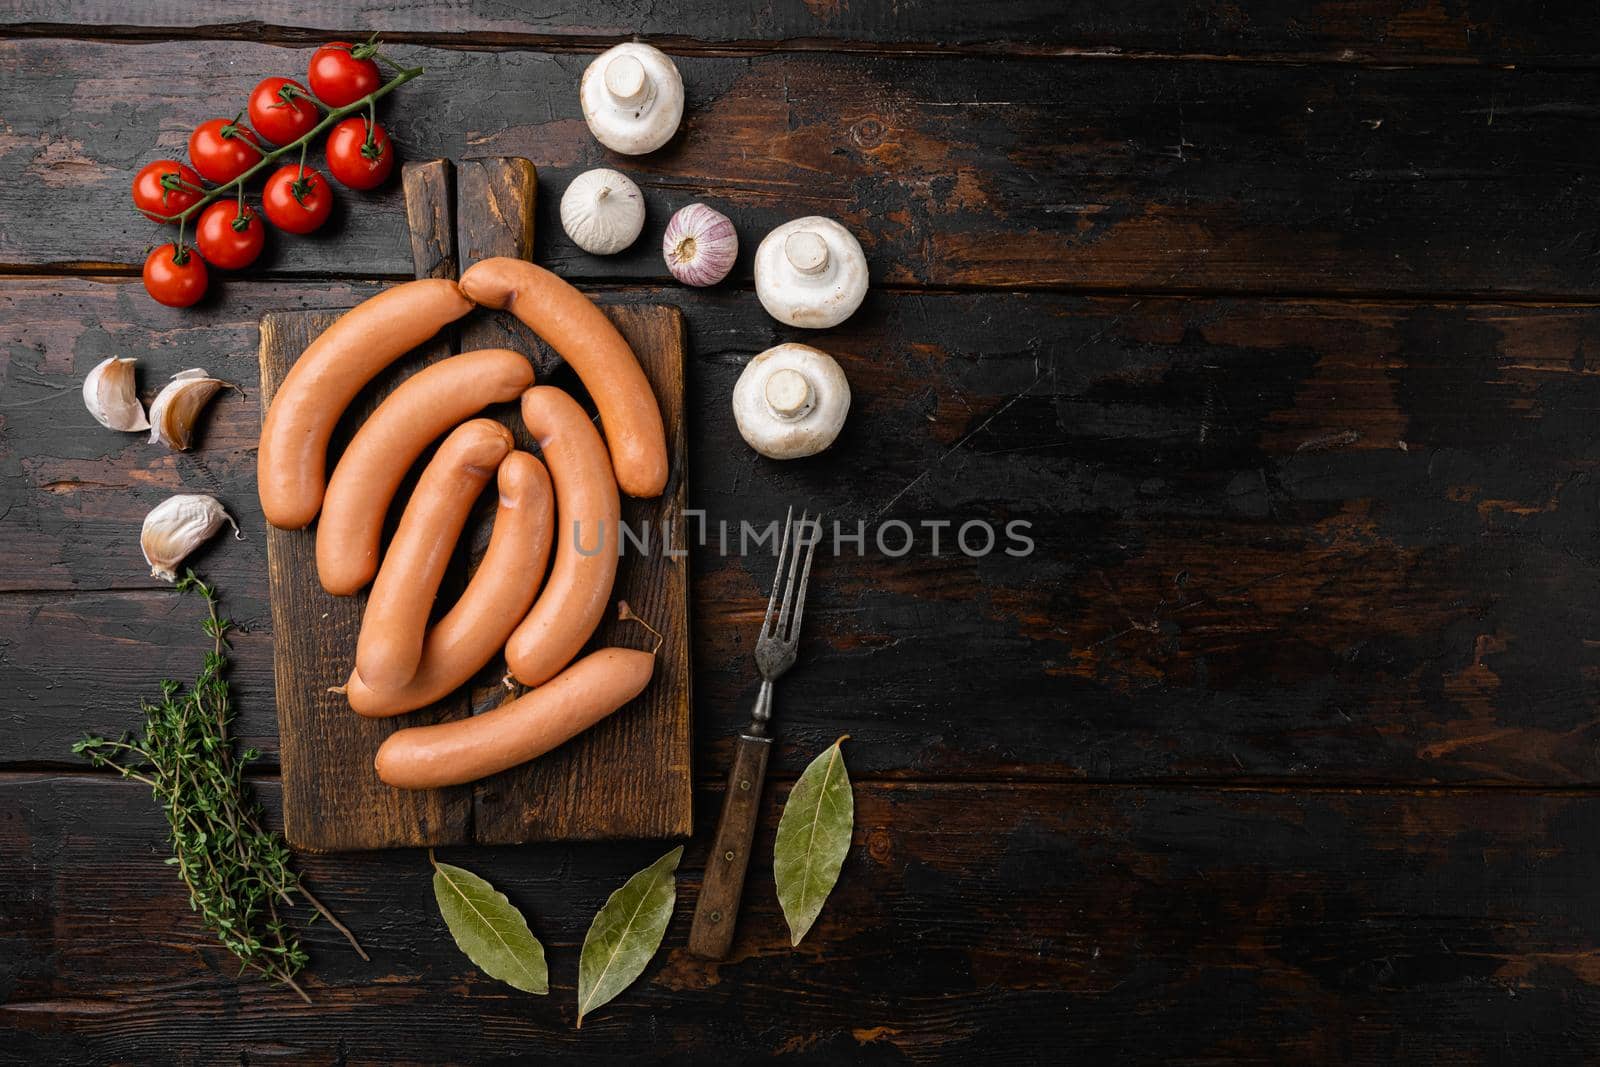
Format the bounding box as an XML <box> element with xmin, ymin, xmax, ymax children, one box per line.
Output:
<box><xmin>131</xmin><ymin>160</ymin><xmax>205</xmax><ymax>223</ymax></box>
<box><xmin>248</xmin><ymin>77</ymin><xmax>319</xmax><ymax>146</ymax></box>
<box><xmin>187</xmin><ymin>116</ymin><xmax>264</xmax><ymax>184</ymax></box>
<box><xmin>262</xmin><ymin>164</ymin><xmax>334</xmax><ymax>234</ymax></box>
<box><xmin>325</xmin><ymin>118</ymin><xmax>395</xmax><ymax>190</ymax></box>
<box><xmin>308</xmin><ymin>42</ymin><xmax>381</xmax><ymax>108</ymax></box>
<box><xmin>195</xmin><ymin>201</ymin><xmax>266</xmax><ymax>270</ymax></box>
<box><xmin>143</xmin><ymin>243</ymin><xmax>209</xmax><ymax>307</ymax></box>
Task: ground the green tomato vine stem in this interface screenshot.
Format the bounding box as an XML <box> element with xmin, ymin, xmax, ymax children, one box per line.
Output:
<box><xmin>153</xmin><ymin>63</ymin><xmax>422</xmax><ymax>227</ymax></box>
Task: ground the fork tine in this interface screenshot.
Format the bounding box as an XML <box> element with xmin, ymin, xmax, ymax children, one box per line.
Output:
<box><xmin>784</xmin><ymin>514</ymin><xmax>820</xmax><ymax>643</ymax></box>
<box><xmin>761</xmin><ymin>506</ymin><xmax>794</xmax><ymax>639</ymax></box>
<box><xmin>776</xmin><ymin>511</ymin><xmax>810</xmax><ymax>640</ymax></box>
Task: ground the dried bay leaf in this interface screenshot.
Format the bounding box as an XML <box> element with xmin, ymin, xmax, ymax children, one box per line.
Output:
<box><xmin>576</xmin><ymin>846</ymin><xmax>683</xmax><ymax>1027</ymax></box>
<box><xmin>774</xmin><ymin>736</ymin><xmax>853</xmax><ymax>946</ymax></box>
<box><xmin>431</xmin><ymin>853</ymin><xmax>548</xmax><ymax>995</ymax></box>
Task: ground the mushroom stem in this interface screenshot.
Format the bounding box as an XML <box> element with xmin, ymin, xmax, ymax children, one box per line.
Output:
<box><xmin>784</xmin><ymin>230</ymin><xmax>830</xmax><ymax>276</ymax></box>
<box><xmin>764</xmin><ymin>367</ymin><xmax>815</xmax><ymax>419</ymax></box>
<box><xmin>604</xmin><ymin>55</ymin><xmax>651</xmax><ymax>107</ymax></box>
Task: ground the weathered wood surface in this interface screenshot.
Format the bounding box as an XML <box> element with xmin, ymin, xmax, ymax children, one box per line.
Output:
<box><xmin>3</xmin><ymin>39</ymin><xmax>1599</xmax><ymax>296</ymax></box>
<box><xmin>6</xmin><ymin>277</ymin><xmax>1599</xmax><ymax>787</ymax></box>
<box><xmin>4</xmin><ymin>1</ymin><xmax>1599</xmax><ymax>64</ymax></box>
<box><xmin>7</xmin><ymin>772</ymin><xmax>1600</xmax><ymax>1064</ymax></box>
<box><xmin>259</xmin><ymin>309</ymin><xmax>473</xmax><ymax>851</ymax></box>
<box><xmin>4</xmin><ymin>4</ymin><xmax>1598</xmax><ymax>1059</ymax></box>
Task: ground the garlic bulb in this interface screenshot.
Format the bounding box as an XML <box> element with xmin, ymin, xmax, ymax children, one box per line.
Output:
<box><xmin>560</xmin><ymin>168</ymin><xmax>645</xmax><ymax>255</ymax></box>
<box><xmin>148</xmin><ymin>368</ymin><xmax>229</xmax><ymax>451</ymax></box>
<box><xmin>82</xmin><ymin>356</ymin><xmax>150</xmax><ymax>432</ymax></box>
<box><xmin>580</xmin><ymin>42</ymin><xmax>684</xmax><ymax>156</ymax></box>
<box><xmin>663</xmin><ymin>203</ymin><xmax>738</xmax><ymax>287</ymax></box>
<box><xmin>753</xmin><ymin>216</ymin><xmax>870</xmax><ymax>329</ymax></box>
<box><xmin>141</xmin><ymin>494</ymin><xmax>241</xmax><ymax>582</ymax></box>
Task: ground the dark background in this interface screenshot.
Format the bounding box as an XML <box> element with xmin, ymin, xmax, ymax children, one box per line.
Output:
<box><xmin>4</xmin><ymin>2</ymin><xmax>1600</xmax><ymax>1062</ymax></box>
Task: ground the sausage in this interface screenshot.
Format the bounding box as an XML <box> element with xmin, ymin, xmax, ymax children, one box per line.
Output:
<box><xmin>374</xmin><ymin>647</ymin><xmax>656</xmax><ymax>789</ymax></box>
<box><xmin>259</xmin><ymin>279</ymin><xmax>473</xmax><ymax>529</ymax></box>
<box><xmin>316</xmin><ymin>348</ymin><xmax>534</xmax><ymax>596</ymax></box>
<box><xmin>346</xmin><ymin>451</ymin><xmax>555</xmax><ymax>717</ymax></box>
<box><xmin>457</xmin><ymin>257</ymin><xmax>668</xmax><ymax>499</ymax></box>
<box><xmin>354</xmin><ymin>418</ymin><xmax>514</xmax><ymax>693</ymax></box>
<box><xmin>503</xmin><ymin>387</ymin><xmax>621</xmax><ymax>686</ymax></box>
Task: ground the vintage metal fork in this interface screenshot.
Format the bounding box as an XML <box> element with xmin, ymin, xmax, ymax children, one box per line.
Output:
<box><xmin>689</xmin><ymin>507</ymin><xmax>820</xmax><ymax>958</ymax></box>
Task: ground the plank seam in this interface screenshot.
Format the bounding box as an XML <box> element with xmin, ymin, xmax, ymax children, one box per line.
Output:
<box><xmin>0</xmin><ymin>23</ymin><xmax>1593</xmax><ymax>70</ymax></box>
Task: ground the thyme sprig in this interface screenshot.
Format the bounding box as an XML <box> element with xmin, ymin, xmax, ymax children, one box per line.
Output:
<box><xmin>74</xmin><ymin>570</ymin><xmax>366</xmax><ymax>1002</ymax></box>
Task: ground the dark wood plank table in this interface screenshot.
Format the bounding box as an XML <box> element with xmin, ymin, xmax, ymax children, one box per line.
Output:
<box><xmin>3</xmin><ymin>4</ymin><xmax>1599</xmax><ymax>1062</ymax></box>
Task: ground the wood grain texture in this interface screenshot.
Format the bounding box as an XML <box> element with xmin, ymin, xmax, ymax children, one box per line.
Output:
<box><xmin>3</xmin><ymin>1</ymin><xmax>1597</xmax><ymax>64</ymax></box>
<box><xmin>5</xmin><ymin>5</ymin><xmax>1599</xmax><ymax>1059</ymax></box>
<box><xmin>688</xmin><ymin>733</ymin><xmax>771</xmax><ymax>958</ymax></box>
<box><xmin>7</xmin><ymin>278</ymin><xmax>1600</xmax><ymax>787</ymax></box>
<box><xmin>455</xmin><ymin>158</ymin><xmax>557</xmax><ymax>376</ymax></box>
<box><xmin>258</xmin><ymin>310</ymin><xmax>471</xmax><ymax>851</ymax></box>
<box><xmin>3</xmin><ymin>40</ymin><xmax>1599</xmax><ymax>296</ymax></box>
<box><xmin>7</xmin><ymin>771</ymin><xmax>1600</xmax><ymax>1064</ymax></box>
<box><xmin>400</xmin><ymin>159</ymin><xmax>456</xmax><ymax>280</ymax></box>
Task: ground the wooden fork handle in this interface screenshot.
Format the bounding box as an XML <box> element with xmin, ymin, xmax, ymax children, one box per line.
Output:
<box><xmin>689</xmin><ymin>734</ymin><xmax>772</xmax><ymax>959</ymax></box>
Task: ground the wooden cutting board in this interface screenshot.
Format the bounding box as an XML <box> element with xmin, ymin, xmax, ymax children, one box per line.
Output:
<box><xmin>257</xmin><ymin>159</ymin><xmax>692</xmax><ymax>851</ymax></box>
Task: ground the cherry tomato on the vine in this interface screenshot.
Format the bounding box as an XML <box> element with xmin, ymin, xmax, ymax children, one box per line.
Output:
<box><xmin>188</xmin><ymin>116</ymin><xmax>263</xmax><ymax>185</ymax></box>
<box><xmin>143</xmin><ymin>243</ymin><xmax>209</xmax><ymax>307</ymax></box>
<box><xmin>131</xmin><ymin>160</ymin><xmax>205</xmax><ymax>223</ymax></box>
<box><xmin>308</xmin><ymin>41</ymin><xmax>382</xmax><ymax>108</ymax></box>
<box><xmin>325</xmin><ymin>118</ymin><xmax>394</xmax><ymax>190</ymax></box>
<box><xmin>195</xmin><ymin>201</ymin><xmax>267</xmax><ymax>270</ymax></box>
<box><xmin>248</xmin><ymin>77</ymin><xmax>320</xmax><ymax>145</ymax></box>
<box><xmin>262</xmin><ymin>164</ymin><xmax>334</xmax><ymax>234</ymax></box>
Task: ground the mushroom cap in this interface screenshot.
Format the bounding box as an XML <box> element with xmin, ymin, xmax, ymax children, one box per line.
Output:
<box><xmin>559</xmin><ymin>167</ymin><xmax>646</xmax><ymax>255</ymax></box>
<box><xmin>753</xmin><ymin>216</ymin><xmax>869</xmax><ymax>329</ymax></box>
<box><xmin>580</xmin><ymin>42</ymin><xmax>685</xmax><ymax>156</ymax></box>
<box><xmin>732</xmin><ymin>343</ymin><xmax>851</xmax><ymax>459</ymax></box>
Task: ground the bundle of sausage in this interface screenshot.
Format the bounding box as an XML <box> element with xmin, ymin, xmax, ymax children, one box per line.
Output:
<box><xmin>257</xmin><ymin>258</ymin><xmax>668</xmax><ymax>790</ymax></box>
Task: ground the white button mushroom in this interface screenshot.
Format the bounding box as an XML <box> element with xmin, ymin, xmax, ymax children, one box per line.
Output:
<box><xmin>580</xmin><ymin>42</ymin><xmax>685</xmax><ymax>156</ymax></box>
<box><xmin>753</xmin><ymin>217</ymin><xmax>869</xmax><ymax>329</ymax></box>
<box><xmin>560</xmin><ymin>168</ymin><xmax>646</xmax><ymax>255</ymax></box>
<box><xmin>732</xmin><ymin>343</ymin><xmax>851</xmax><ymax>460</ymax></box>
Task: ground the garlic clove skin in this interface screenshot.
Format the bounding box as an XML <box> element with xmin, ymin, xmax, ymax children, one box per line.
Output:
<box><xmin>732</xmin><ymin>343</ymin><xmax>851</xmax><ymax>460</ymax></box>
<box><xmin>148</xmin><ymin>368</ymin><xmax>230</xmax><ymax>451</ymax></box>
<box><xmin>83</xmin><ymin>356</ymin><xmax>151</xmax><ymax>432</ymax></box>
<box><xmin>580</xmin><ymin>42</ymin><xmax>684</xmax><ymax>156</ymax></box>
<box><xmin>663</xmin><ymin>202</ymin><xmax>738</xmax><ymax>287</ymax></box>
<box><xmin>141</xmin><ymin>494</ymin><xmax>241</xmax><ymax>582</ymax></box>
<box><xmin>560</xmin><ymin>168</ymin><xmax>646</xmax><ymax>255</ymax></box>
<box><xmin>753</xmin><ymin>216</ymin><xmax>870</xmax><ymax>329</ymax></box>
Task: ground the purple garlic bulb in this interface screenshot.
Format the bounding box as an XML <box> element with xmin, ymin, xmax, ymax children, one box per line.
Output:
<box><xmin>662</xmin><ymin>203</ymin><xmax>738</xmax><ymax>287</ymax></box>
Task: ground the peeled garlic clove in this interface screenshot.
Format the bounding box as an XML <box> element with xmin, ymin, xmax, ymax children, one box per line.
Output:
<box><xmin>141</xmin><ymin>493</ymin><xmax>241</xmax><ymax>582</ymax></box>
<box><xmin>148</xmin><ymin>368</ymin><xmax>229</xmax><ymax>451</ymax></box>
<box><xmin>82</xmin><ymin>356</ymin><xmax>150</xmax><ymax>432</ymax></box>
<box><xmin>560</xmin><ymin>168</ymin><xmax>646</xmax><ymax>255</ymax></box>
<box><xmin>663</xmin><ymin>203</ymin><xmax>738</xmax><ymax>287</ymax></box>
